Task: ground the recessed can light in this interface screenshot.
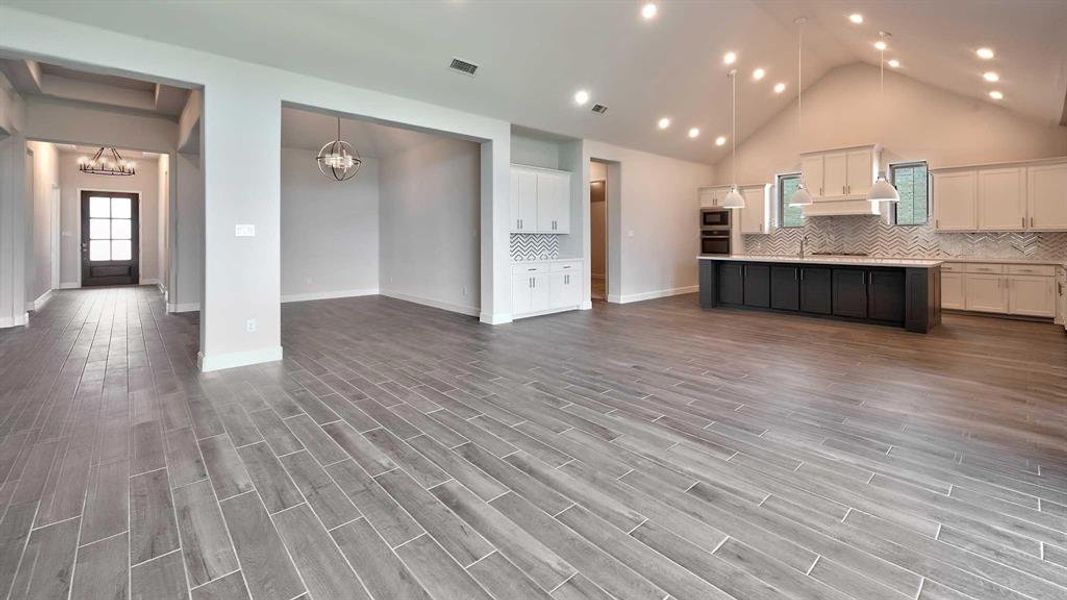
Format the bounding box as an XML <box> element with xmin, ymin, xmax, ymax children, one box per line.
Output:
<box><xmin>887</xmin><ymin>59</ymin><xmax>900</xmax><ymax>68</ymax></box>
<box><xmin>983</xmin><ymin>71</ymin><xmax>999</xmax><ymax>82</ymax></box>
<box><xmin>641</xmin><ymin>2</ymin><xmax>658</xmax><ymax>20</ymax></box>
<box><xmin>574</xmin><ymin>90</ymin><xmax>590</xmax><ymax>105</ymax></box>
<box><xmin>989</xmin><ymin>90</ymin><xmax>1003</xmax><ymax>100</ymax></box>
<box><xmin>874</xmin><ymin>40</ymin><xmax>888</xmax><ymax>51</ymax></box>
<box><xmin>715</xmin><ymin>135</ymin><xmax>727</xmax><ymax>146</ymax></box>
<box><xmin>849</xmin><ymin>14</ymin><xmax>864</xmax><ymax>24</ymax></box>
<box><xmin>976</xmin><ymin>47</ymin><xmax>995</xmax><ymax>60</ymax></box>
<box><xmin>657</xmin><ymin>117</ymin><xmax>671</xmax><ymax>129</ymax></box>
<box><xmin>723</xmin><ymin>51</ymin><xmax>737</xmax><ymax>65</ymax></box>
<box><xmin>752</xmin><ymin>68</ymin><xmax>766</xmax><ymax>81</ymax></box>
<box><xmin>773</xmin><ymin>82</ymin><xmax>786</xmax><ymax>94</ymax></box>
<box><xmin>688</xmin><ymin>127</ymin><xmax>701</xmax><ymax>139</ymax></box>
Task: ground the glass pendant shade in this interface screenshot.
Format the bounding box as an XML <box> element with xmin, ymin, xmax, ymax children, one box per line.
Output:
<box><xmin>868</xmin><ymin>173</ymin><xmax>900</xmax><ymax>202</ymax></box>
<box><xmin>789</xmin><ymin>182</ymin><xmax>814</xmax><ymax>206</ymax></box>
<box><xmin>722</xmin><ymin>185</ymin><xmax>746</xmax><ymax>209</ymax></box>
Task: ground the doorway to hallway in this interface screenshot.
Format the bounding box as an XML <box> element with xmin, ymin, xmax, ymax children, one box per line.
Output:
<box><xmin>80</xmin><ymin>191</ymin><xmax>140</xmax><ymax>286</ymax></box>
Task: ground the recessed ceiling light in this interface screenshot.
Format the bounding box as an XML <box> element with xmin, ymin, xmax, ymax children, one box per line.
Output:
<box><xmin>976</xmin><ymin>47</ymin><xmax>995</xmax><ymax>60</ymax></box>
<box><xmin>641</xmin><ymin>2</ymin><xmax>658</xmax><ymax>20</ymax></box>
<box><xmin>983</xmin><ymin>71</ymin><xmax>999</xmax><ymax>82</ymax></box>
<box><xmin>989</xmin><ymin>90</ymin><xmax>1003</xmax><ymax>100</ymax></box>
<box><xmin>715</xmin><ymin>135</ymin><xmax>727</xmax><ymax>146</ymax></box>
<box><xmin>688</xmin><ymin>127</ymin><xmax>701</xmax><ymax>139</ymax></box>
<box><xmin>723</xmin><ymin>51</ymin><xmax>737</xmax><ymax>65</ymax></box>
<box><xmin>657</xmin><ymin>117</ymin><xmax>671</xmax><ymax>129</ymax></box>
<box><xmin>849</xmin><ymin>14</ymin><xmax>864</xmax><ymax>24</ymax></box>
<box><xmin>574</xmin><ymin>90</ymin><xmax>590</xmax><ymax>105</ymax></box>
<box><xmin>752</xmin><ymin>68</ymin><xmax>766</xmax><ymax>81</ymax></box>
<box><xmin>887</xmin><ymin>59</ymin><xmax>900</xmax><ymax>68</ymax></box>
<box><xmin>874</xmin><ymin>40</ymin><xmax>888</xmax><ymax>51</ymax></box>
<box><xmin>773</xmin><ymin>82</ymin><xmax>786</xmax><ymax>94</ymax></box>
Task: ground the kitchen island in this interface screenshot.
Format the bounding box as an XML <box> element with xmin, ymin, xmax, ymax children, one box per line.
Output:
<box><xmin>699</xmin><ymin>255</ymin><xmax>943</xmax><ymax>333</ymax></box>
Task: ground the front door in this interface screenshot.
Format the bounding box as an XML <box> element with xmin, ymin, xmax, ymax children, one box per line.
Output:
<box><xmin>81</xmin><ymin>191</ymin><xmax>139</xmax><ymax>286</ymax></box>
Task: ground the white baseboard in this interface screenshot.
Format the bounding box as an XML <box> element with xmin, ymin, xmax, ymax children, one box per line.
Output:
<box><xmin>381</xmin><ymin>290</ymin><xmax>480</xmax><ymax>317</ymax></box>
<box><xmin>614</xmin><ymin>285</ymin><xmax>698</xmax><ymax>304</ymax></box>
<box><xmin>580</xmin><ymin>300</ymin><xmax>593</xmax><ymax>310</ymax></box>
<box><xmin>28</xmin><ymin>289</ymin><xmax>53</xmax><ymax>312</ymax></box>
<box><xmin>281</xmin><ymin>288</ymin><xmax>379</xmax><ymax>304</ymax></box>
<box><xmin>198</xmin><ymin>345</ymin><xmax>283</xmax><ymax>373</ymax></box>
<box><xmin>513</xmin><ymin>305</ymin><xmax>581</xmax><ymax>320</ymax></box>
<box><xmin>0</xmin><ymin>312</ymin><xmax>29</xmax><ymax>328</ymax></box>
<box><xmin>59</xmin><ymin>282</ymin><xmax>79</xmax><ymax>289</ymax></box>
<box><xmin>479</xmin><ymin>311</ymin><xmax>513</xmax><ymax>325</ymax></box>
<box><xmin>167</xmin><ymin>302</ymin><xmax>200</xmax><ymax>313</ymax></box>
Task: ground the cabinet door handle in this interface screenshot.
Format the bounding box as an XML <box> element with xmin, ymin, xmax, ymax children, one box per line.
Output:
<box><xmin>800</xmin><ymin>270</ymin><xmax>804</xmax><ymax>281</ymax></box>
<box><xmin>1030</xmin><ymin>217</ymin><xmax>1034</xmax><ymax>228</ymax></box>
<box><xmin>794</xmin><ymin>269</ymin><xmax>798</xmax><ymax>281</ymax></box>
<box><xmin>1022</xmin><ymin>217</ymin><xmax>1025</xmax><ymax>228</ymax></box>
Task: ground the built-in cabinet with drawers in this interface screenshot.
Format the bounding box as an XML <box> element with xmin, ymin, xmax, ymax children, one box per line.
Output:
<box><xmin>932</xmin><ymin>159</ymin><xmax>1067</xmax><ymax>232</ymax></box>
<box><xmin>940</xmin><ymin>262</ymin><xmax>1058</xmax><ymax>318</ymax></box>
<box><xmin>510</xmin><ymin>164</ymin><xmax>571</xmax><ymax>234</ymax></box>
<box><xmin>511</xmin><ymin>260</ymin><xmax>582</xmax><ymax>318</ymax></box>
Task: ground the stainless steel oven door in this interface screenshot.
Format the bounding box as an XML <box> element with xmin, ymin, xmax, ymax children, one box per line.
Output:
<box><xmin>701</xmin><ymin>232</ymin><xmax>731</xmax><ymax>255</ymax></box>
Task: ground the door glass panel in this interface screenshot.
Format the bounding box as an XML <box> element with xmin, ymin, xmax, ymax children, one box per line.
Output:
<box><xmin>89</xmin><ymin>240</ymin><xmax>111</xmax><ymax>261</ymax></box>
<box><xmin>111</xmin><ymin>219</ymin><xmax>132</xmax><ymax>240</ymax></box>
<box><xmin>89</xmin><ymin>196</ymin><xmax>110</xmax><ymax>218</ymax></box>
<box><xmin>111</xmin><ymin>240</ymin><xmax>132</xmax><ymax>261</ymax></box>
<box><xmin>89</xmin><ymin>218</ymin><xmax>111</xmax><ymax>240</ymax></box>
<box><xmin>111</xmin><ymin>197</ymin><xmax>131</xmax><ymax>219</ymax></box>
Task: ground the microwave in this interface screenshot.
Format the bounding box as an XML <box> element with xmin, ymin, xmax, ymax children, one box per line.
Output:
<box><xmin>701</xmin><ymin>231</ymin><xmax>731</xmax><ymax>255</ymax></box>
<box><xmin>700</xmin><ymin>208</ymin><xmax>731</xmax><ymax>230</ymax></box>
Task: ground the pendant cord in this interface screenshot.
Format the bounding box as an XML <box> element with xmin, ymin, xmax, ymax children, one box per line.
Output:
<box><xmin>797</xmin><ymin>21</ymin><xmax>803</xmax><ymax>140</ymax></box>
<box><xmin>731</xmin><ymin>70</ymin><xmax>737</xmax><ymax>185</ymax></box>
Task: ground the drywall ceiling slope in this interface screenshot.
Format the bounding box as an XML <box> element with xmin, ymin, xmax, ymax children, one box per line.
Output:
<box><xmin>6</xmin><ymin>1</ymin><xmax>1065</xmax><ymax>163</ymax></box>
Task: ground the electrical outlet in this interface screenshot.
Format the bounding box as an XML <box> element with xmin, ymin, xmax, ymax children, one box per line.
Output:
<box><xmin>245</xmin><ymin>319</ymin><xmax>256</xmax><ymax>333</ymax></box>
<box><xmin>235</xmin><ymin>224</ymin><xmax>256</xmax><ymax>237</ymax></box>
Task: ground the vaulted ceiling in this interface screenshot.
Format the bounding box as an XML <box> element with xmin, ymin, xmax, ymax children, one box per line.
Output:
<box><xmin>6</xmin><ymin>1</ymin><xmax>1066</xmax><ymax>163</ymax></box>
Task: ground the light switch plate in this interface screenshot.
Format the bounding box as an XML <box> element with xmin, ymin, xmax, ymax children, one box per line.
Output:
<box><xmin>235</xmin><ymin>224</ymin><xmax>256</xmax><ymax>237</ymax></box>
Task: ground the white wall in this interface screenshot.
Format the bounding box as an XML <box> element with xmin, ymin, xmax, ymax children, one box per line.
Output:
<box><xmin>57</xmin><ymin>151</ymin><xmax>160</xmax><ymax>286</ymax></box>
<box><xmin>512</xmin><ymin>132</ymin><xmax>561</xmax><ymax>169</ymax></box>
<box><xmin>0</xmin><ymin>72</ymin><xmax>27</xmax><ymax>327</ymax></box>
<box><xmin>380</xmin><ymin>136</ymin><xmax>481</xmax><ymax>315</ymax></box>
<box><xmin>583</xmin><ymin>140</ymin><xmax>712</xmax><ymax>303</ymax></box>
<box><xmin>281</xmin><ymin>146</ymin><xmax>379</xmax><ymax>302</ymax></box>
<box><xmin>157</xmin><ymin>153</ymin><xmax>169</xmax><ymax>295</ymax></box>
<box><xmin>172</xmin><ymin>152</ymin><xmax>202</xmax><ymax>312</ymax></box>
<box><xmin>714</xmin><ymin>63</ymin><xmax>1067</xmax><ymax>185</ymax></box>
<box><xmin>25</xmin><ymin>96</ymin><xmax>178</xmax><ymax>154</ymax></box>
<box><xmin>25</xmin><ymin>140</ymin><xmax>59</xmax><ymax>306</ymax></box>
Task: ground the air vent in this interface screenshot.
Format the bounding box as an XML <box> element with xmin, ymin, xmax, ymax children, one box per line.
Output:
<box><xmin>448</xmin><ymin>58</ymin><xmax>479</xmax><ymax>77</ymax></box>
<box><xmin>591</xmin><ymin>104</ymin><xmax>608</xmax><ymax>114</ymax></box>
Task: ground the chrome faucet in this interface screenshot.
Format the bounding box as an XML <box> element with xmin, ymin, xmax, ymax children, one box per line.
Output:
<box><xmin>798</xmin><ymin>236</ymin><xmax>808</xmax><ymax>259</ymax></box>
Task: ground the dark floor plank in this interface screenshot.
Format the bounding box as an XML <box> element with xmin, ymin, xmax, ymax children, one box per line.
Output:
<box><xmin>325</xmin><ymin>459</ymin><xmax>423</xmax><ymax>547</ymax></box>
<box><xmin>394</xmin><ymin>534</ymin><xmax>495</xmax><ymax>600</ymax></box>
<box><xmin>130</xmin><ymin>468</ymin><xmax>180</xmax><ymax>564</ymax></box>
<box><xmin>279</xmin><ymin>451</ymin><xmax>359</xmax><ymax>530</ymax></box>
<box><xmin>70</xmin><ymin>533</ymin><xmax>128</xmax><ymax>600</ymax></box>
<box><xmin>331</xmin><ymin>518</ymin><xmax>432</xmax><ymax>600</ymax></box>
<box><xmin>173</xmin><ymin>480</ymin><xmax>239</xmax><ymax>586</ymax></box>
<box><xmin>235</xmin><ymin>442</ymin><xmax>302</xmax><ymax>513</ymax></box>
<box><xmin>219</xmin><ymin>492</ymin><xmax>304</xmax><ymax>600</ymax></box>
<box><xmin>130</xmin><ymin>551</ymin><xmax>188</xmax><ymax>600</ymax></box>
<box><xmin>199</xmin><ymin>436</ymin><xmax>254</xmax><ymax>500</ymax></box>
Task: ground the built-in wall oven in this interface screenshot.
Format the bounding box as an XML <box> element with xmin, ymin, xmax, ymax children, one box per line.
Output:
<box><xmin>700</xmin><ymin>208</ymin><xmax>731</xmax><ymax>230</ymax></box>
<box><xmin>700</xmin><ymin>208</ymin><xmax>732</xmax><ymax>255</ymax></box>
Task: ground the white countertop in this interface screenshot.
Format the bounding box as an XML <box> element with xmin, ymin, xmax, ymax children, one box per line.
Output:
<box><xmin>697</xmin><ymin>255</ymin><xmax>944</xmax><ymax>268</ymax></box>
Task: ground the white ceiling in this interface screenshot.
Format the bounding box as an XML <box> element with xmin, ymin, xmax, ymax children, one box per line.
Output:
<box><xmin>281</xmin><ymin>106</ymin><xmax>450</xmax><ymax>159</ymax></box>
<box><xmin>7</xmin><ymin>1</ymin><xmax>1066</xmax><ymax>163</ymax></box>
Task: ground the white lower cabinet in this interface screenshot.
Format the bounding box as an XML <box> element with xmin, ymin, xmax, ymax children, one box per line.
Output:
<box><xmin>964</xmin><ymin>274</ymin><xmax>1008</xmax><ymax>313</ymax></box>
<box><xmin>941</xmin><ymin>262</ymin><xmax>1057</xmax><ymax>318</ymax></box>
<box><xmin>1008</xmin><ymin>275</ymin><xmax>1056</xmax><ymax>317</ymax></box>
<box><xmin>941</xmin><ymin>272</ymin><xmax>965</xmax><ymax>310</ymax></box>
<box><xmin>513</xmin><ymin>260</ymin><xmax>582</xmax><ymax>318</ymax></box>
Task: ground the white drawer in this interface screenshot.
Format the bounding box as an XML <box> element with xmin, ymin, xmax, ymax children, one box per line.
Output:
<box><xmin>550</xmin><ymin>260</ymin><xmax>582</xmax><ymax>273</ymax></box>
<box><xmin>965</xmin><ymin>263</ymin><xmax>1004</xmax><ymax>274</ymax></box>
<box><xmin>1006</xmin><ymin>264</ymin><xmax>1055</xmax><ymax>277</ymax></box>
<box><xmin>512</xmin><ymin>262</ymin><xmax>548</xmax><ymax>275</ymax></box>
<box><xmin>940</xmin><ymin>262</ymin><xmax>963</xmax><ymax>273</ymax></box>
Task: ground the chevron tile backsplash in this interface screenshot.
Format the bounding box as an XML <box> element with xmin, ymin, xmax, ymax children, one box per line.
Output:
<box><xmin>743</xmin><ymin>216</ymin><xmax>1067</xmax><ymax>261</ymax></box>
<box><xmin>510</xmin><ymin>234</ymin><xmax>560</xmax><ymax>262</ymax></box>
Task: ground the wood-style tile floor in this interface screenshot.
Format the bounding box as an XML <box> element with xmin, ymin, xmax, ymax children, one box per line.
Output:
<box><xmin>1</xmin><ymin>285</ymin><xmax>1066</xmax><ymax>600</ymax></box>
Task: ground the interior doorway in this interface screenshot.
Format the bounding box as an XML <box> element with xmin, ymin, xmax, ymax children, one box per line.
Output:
<box><xmin>590</xmin><ymin>160</ymin><xmax>608</xmax><ymax>300</ymax></box>
<box><xmin>80</xmin><ymin>191</ymin><xmax>140</xmax><ymax>286</ymax></box>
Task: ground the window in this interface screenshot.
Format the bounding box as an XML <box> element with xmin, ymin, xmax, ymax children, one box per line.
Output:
<box><xmin>891</xmin><ymin>162</ymin><xmax>929</xmax><ymax>226</ymax></box>
<box><xmin>88</xmin><ymin>195</ymin><xmax>134</xmax><ymax>261</ymax></box>
<box><xmin>777</xmin><ymin>173</ymin><xmax>804</xmax><ymax>228</ymax></box>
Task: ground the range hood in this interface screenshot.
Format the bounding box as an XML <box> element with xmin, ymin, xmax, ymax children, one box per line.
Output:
<box><xmin>798</xmin><ymin>144</ymin><xmax>884</xmax><ymax>217</ymax></box>
<box><xmin>802</xmin><ymin>198</ymin><xmax>881</xmax><ymax>217</ymax></box>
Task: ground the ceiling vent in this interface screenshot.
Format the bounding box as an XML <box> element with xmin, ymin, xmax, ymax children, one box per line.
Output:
<box><xmin>591</xmin><ymin>104</ymin><xmax>608</xmax><ymax>114</ymax></box>
<box><xmin>448</xmin><ymin>58</ymin><xmax>479</xmax><ymax>77</ymax></box>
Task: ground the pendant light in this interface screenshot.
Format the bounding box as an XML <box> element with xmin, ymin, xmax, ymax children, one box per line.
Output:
<box><xmin>868</xmin><ymin>31</ymin><xmax>900</xmax><ymax>202</ymax></box>
<box><xmin>789</xmin><ymin>17</ymin><xmax>814</xmax><ymax>207</ymax></box>
<box><xmin>316</xmin><ymin>116</ymin><xmax>363</xmax><ymax>182</ymax></box>
<box><xmin>721</xmin><ymin>68</ymin><xmax>746</xmax><ymax>209</ymax></box>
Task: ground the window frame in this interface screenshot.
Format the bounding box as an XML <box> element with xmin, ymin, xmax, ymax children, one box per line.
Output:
<box><xmin>890</xmin><ymin>161</ymin><xmax>929</xmax><ymax>226</ymax></box>
<box><xmin>776</xmin><ymin>172</ymin><xmax>804</xmax><ymax>229</ymax></box>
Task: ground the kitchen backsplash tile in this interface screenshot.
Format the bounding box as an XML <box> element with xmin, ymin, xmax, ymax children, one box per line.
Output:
<box><xmin>510</xmin><ymin>234</ymin><xmax>560</xmax><ymax>262</ymax></box>
<box><xmin>743</xmin><ymin>215</ymin><xmax>1067</xmax><ymax>261</ymax></box>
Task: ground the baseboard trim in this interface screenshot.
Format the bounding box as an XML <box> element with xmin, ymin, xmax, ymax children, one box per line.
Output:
<box><xmin>167</xmin><ymin>302</ymin><xmax>200</xmax><ymax>313</ymax></box>
<box><xmin>615</xmin><ymin>285</ymin><xmax>698</xmax><ymax>304</ymax></box>
<box><xmin>281</xmin><ymin>288</ymin><xmax>379</xmax><ymax>304</ymax></box>
<box><xmin>479</xmin><ymin>311</ymin><xmax>513</xmax><ymax>325</ymax></box>
<box><xmin>381</xmin><ymin>290</ymin><xmax>480</xmax><ymax>317</ymax></box>
<box><xmin>198</xmin><ymin>345</ymin><xmax>283</xmax><ymax>373</ymax></box>
<box><xmin>59</xmin><ymin>282</ymin><xmax>80</xmax><ymax>289</ymax></box>
<box><xmin>29</xmin><ymin>289</ymin><xmax>53</xmax><ymax>312</ymax></box>
<box><xmin>0</xmin><ymin>312</ymin><xmax>29</xmax><ymax>328</ymax></box>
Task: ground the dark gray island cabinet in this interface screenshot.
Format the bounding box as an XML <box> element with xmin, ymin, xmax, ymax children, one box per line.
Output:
<box><xmin>699</xmin><ymin>256</ymin><xmax>942</xmax><ymax>333</ymax></box>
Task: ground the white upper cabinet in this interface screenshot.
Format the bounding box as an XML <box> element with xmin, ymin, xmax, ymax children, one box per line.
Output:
<box><xmin>1027</xmin><ymin>162</ymin><xmax>1067</xmax><ymax>230</ymax></box>
<box><xmin>800</xmin><ymin>155</ymin><xmax>824</xmax><ymax>197</ymax></box>
<box><xmin>977</xmin><ymin>167</ymin><xmax>1026</xmax><ymax>231</ymax></box>
<box><xmin>698</xmin><ymin>186</ymin><xmax>727</xmax><ymax>208</ymax></box>
<box><xmin>510</xmin><ymin>165</ymin><xmax>571</xmax><ymax>234</ymax></box>
<box><xmin>846</xmin><ymin>149</ymin><xmax>875</xmax><ymax>197</ymax></box>
<box><xmin>739</xmin><ymin>184</ymin><xmax>771</xmax><ymax>234</ymax></box>
<box><xmin>933</xmin><ymin>170</ymin><xmax>977</xmax><ymax>231</ymax></box>
<box><xmin>934</xmin><ymin>159</ymin><xmax>1067</xmax><ymax>232</ymax></box>
<box><xmin>821</xmin><ymin>152</ymin><xmax>849</xmax><ymax>198</ymax></box>
<box><xmin>797</xmin><ymin>145</ymin><xmax>881</xmax><ymax>216</ymax></box>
